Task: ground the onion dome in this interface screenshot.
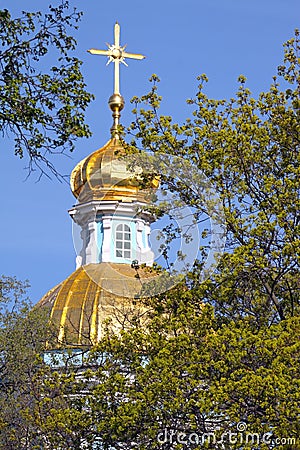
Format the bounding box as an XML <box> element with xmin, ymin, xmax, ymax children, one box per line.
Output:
<box><xmin>70</xmin><ymin>137</ymin><xmax>158</xmax><ymax>203</ymax></box>
<box><xmin>38</xmin><ymin>263</ymin><xmax>158</xmax><ymax>347</ymax></box>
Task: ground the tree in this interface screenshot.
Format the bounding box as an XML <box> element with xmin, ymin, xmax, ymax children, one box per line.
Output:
<box><xmin>0</xmin><ymin>276</ymin><xmax>103</xmax><ymax>449</ymax></box>
<box><xmin>0</xmin><ymin>276</ymin><xmax>49</xmax><ymax>448</ymax></box>
<box><xmin>0</xmin><ymin>1</ymin><xmax>93</xmax><ymax>178</ymax></box>
<box><xmin>1</xmin><ymin>277</ymin><xmax>299</xmax><ymax>449</ymax></box>
<box><xmin>126</xmin><ymin>30</ymin><xmax>300</xmax><ymax>327</ymax></box>
<box><xmin>79</xmin><ymin>293</ymin><xmax>300</xmax><ymax>449</ymax></box>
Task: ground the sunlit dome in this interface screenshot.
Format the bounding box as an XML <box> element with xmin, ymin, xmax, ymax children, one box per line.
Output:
<box><xmin>70</xmin><ymin>137</ymin><xmax>158</xmax><ymax>203</ymax></box>
<box><xmin>38</xmin><ymin>263</ymin><xmax>156</xmax><ymax>346</ymax></box>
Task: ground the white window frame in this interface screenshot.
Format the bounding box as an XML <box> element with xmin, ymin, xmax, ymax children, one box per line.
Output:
<box><xmin>115</xmin><ymin>223</ymin><xmax>131</xmax><ymax>259</ymax></box>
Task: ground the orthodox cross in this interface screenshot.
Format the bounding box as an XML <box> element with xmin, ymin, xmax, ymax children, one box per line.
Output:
<box><xmin>88</xmin><ymin>22</ymin><xmax>145</xmax><ymax>96</ymax></box>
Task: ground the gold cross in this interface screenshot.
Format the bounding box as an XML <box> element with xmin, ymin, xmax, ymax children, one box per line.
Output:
<box><xmin>88</xmin><ymin>22</ymin><xmax>145</xmax><ymax>95</ymax></box>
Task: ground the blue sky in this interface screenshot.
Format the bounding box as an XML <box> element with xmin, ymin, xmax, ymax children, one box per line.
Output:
<box><xmin>0</xmin><ymin>0</ymin><xmax>299</xmax><ymax>303</ymax></box>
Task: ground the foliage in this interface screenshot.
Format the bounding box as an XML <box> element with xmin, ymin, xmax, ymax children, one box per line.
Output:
<box><xmin>0</xmin><ymin>1</ymin><xmax>93</xmax><ymax>178</ymax></box>
<box><xmin>127</xmin><ymin>29</ymin><xmax>300</xmax><ymax>327</ymax></box>
<box><xmin>81</xmin><ymin>298</ymin><xmax>300</xmax><ymax>449</ymax></box>
<box><xmin>0</xmin><ymin>276</ymin><xmax>101</xmax><ymax>449</ymax></box>
<box><xmin>3</xmin><ymin>283</ymin><xmax>297</xmax><ymax>449</ymax></box>
<box><xmin>0</xmin><ymin>276</ymin><xmax>47</xmax><ymax>448</ymax></box>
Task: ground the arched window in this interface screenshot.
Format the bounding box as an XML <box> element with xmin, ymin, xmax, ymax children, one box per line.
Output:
<box><xmin>115</xmin><ymin>224</ymin><xmax>131</xmax><ymax>259</ymax></box>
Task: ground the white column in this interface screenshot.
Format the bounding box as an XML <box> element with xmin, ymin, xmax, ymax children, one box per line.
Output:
<box><xmin>101</xmin><ymin>217</ymin><xmax>112</xmax><ymax>262</ymax></box>
<box><xmin>136</xmin><ymin>220</ymin><xmax>143</xmax><ymax>262</ymax></box>
<box><xmin>85</xmin><ymin>220</ymin><xmax>98</xmax><ymax>264</ymax></box>
<box><xmin>136</xmin><ymin>220</ymin><xmax>154</xmax><ymax>265</ymax></box>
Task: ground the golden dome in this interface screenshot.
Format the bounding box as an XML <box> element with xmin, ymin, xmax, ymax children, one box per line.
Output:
<box><xmin>70</xmin><ymin>137</ymin><xmax>158</xmax><ymax>203</ymax></box>
<box><xmin>38</xmin><ymin>263</ymin><xmax>158</xmax><ymax>347</ymax></box>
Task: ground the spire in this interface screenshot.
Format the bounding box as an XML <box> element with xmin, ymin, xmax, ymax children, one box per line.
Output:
<box><xmin>88</xmin><ymin>22</ymin><xmax>146</xmax><ymax>138</ymax></box>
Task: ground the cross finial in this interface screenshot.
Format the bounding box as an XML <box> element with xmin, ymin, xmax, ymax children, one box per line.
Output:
<box><xmin>88</xmin><ymin>22</ymin><xmax>145</xmax><ymax>137</ymax></box>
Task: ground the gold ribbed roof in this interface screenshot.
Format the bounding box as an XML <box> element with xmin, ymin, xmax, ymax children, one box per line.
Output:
<box><xmin>38</xmin><ymin>263</ymin><xmax>157</xmax><ymax>347</ymax></box>
<box><xmin>70</xmin><ymin>137</ymin><xmax>158</xmax><ymax>203</ymax></box>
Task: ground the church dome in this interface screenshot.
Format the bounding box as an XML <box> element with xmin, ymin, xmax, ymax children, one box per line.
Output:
<box><xmin>70</xmin><ymin>137</ymin><xmax>158</xmax><ymax>203</ymax></box>
<box><xmin>38</xmin><ymin>263</ymin><xmax>158</xmax><ymax>347</ymax></box>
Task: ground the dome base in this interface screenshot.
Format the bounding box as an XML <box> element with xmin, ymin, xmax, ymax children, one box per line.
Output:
<box><xmin>38</xmin><ymin>263</ymin><xmax>158</xmax><ymax>347</ymax></box>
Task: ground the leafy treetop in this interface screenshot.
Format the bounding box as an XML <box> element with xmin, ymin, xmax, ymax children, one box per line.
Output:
<box><xmin>0</xmin><ymin>1</ymin><xmax>94</xmax><ymax>179</ymax></box>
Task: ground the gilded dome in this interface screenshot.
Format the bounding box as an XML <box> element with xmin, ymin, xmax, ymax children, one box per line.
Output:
<box><xmin>38</xmin><ymin>263</ymin><xmax>158</xmax><ymax>347</ymax></box>
<box><xmin>70</xmin><ymin>137</ymin><xmax>158</xmax><ymax>203</ymax></box>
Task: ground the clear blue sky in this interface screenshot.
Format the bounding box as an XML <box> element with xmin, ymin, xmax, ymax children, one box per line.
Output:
<box><xmin>0</xmin><ymin>0</ymin><xmax>298</xmax><ymax>304</ymax></box>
